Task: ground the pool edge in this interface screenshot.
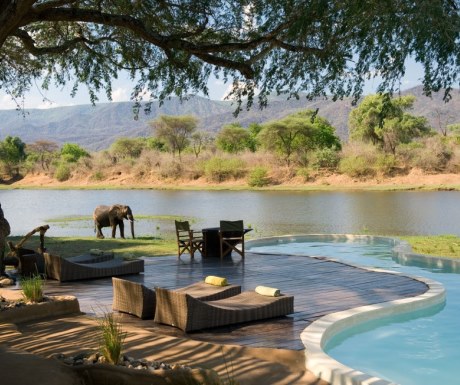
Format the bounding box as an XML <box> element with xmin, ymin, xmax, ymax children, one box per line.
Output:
<box><xmin>247</xmin><ymin>234</ymin><xmax>447</xmax><ymax>385</ymax></box>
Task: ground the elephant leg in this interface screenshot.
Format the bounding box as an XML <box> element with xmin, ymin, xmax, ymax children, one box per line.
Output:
<box><xmin>111</xmin><ymin>224</ymin><xmax>117</xmax><ymax>238</ymax></box>
<box><xmin>96</xmin><ymin>225</ymin><xmax>105</xmax><ymax>239</ymax></box>
<box><xmin>119</xmin><ymin>221</ymin><xmax>125</xmax><ymax>239</ymax></box>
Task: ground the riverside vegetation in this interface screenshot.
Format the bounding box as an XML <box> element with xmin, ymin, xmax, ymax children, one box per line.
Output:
<box><xmin>1</xmin><ymin>94</ymin><xmax>460</xmax><ymax>190</ymax></box>
<box><xmin>2</xmin><ymin>93</ymin><xmax>460</xmax><ymax>258</ymax></box>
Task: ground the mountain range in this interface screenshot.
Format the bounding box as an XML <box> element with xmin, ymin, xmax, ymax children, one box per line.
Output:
<box><xmin>0</xmin><ymin>86</ymin><xmax>459</xmax><ymax>151</ymax></box>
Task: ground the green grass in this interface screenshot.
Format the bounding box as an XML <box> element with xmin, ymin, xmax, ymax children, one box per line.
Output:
<box><xmin>8</xmin><ymin>233</ymin><xmax>460</xmax><ymax>261</ymax></box>
<box><xmin>398</xmin><ymin>235</ymin><xmax>460</xmax><ymax>258</ymax></box>
<box><xmin>8</xmin><ymin>236</ymin><xmax>177</xmax><ymax>259</ymax></box>
<box><xmin>20</xmin><ymin>275</ymin><xmax>45</xmax><ymax>303</ymax></box>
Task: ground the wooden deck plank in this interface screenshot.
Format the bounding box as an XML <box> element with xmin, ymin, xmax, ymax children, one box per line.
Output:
<box><xmin>43</xmin><ymin>252</ymin><xmax>427</xmax><ymax>351</ymax></box>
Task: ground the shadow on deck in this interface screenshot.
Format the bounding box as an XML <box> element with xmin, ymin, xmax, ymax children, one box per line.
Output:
<box><xmin>44</xmin><ymin>252</ymin><xmax>427</xmax><ymax>351</ymax></box>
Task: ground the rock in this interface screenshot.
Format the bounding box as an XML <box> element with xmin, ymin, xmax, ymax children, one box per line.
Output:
<box><xmin>86</xmin><ymin>353</ymin><xmax>99</xmax><ymax>363</ymax></box>
<box><xmin>0</xmin><ymin>278</ymin><xmax>14</xmax><ymax>287</ymax></box>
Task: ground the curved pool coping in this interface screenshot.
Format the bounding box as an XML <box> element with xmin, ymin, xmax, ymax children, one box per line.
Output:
<box><xmin>247</xmin><ymin>234</ymin><xmax>447</xmax><ymax>385</ymax></box>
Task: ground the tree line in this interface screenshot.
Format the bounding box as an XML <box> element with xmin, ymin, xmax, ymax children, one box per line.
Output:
<box><xmin>1</xmin><ymin>93</ymin><xmax>460</xmax><ymax>185</ymax></box>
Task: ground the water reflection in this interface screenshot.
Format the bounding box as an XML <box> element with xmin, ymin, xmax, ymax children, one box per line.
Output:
<box><xmin>392</xmin><ymin>253</ymin><xmax>460</xmax><ymax>274</ymax></box>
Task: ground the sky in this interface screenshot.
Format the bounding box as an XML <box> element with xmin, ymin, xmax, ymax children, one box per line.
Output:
<box><xmin>0</xmin><ymin>59</ymin><xmax>425</xmax><ymax>111</ymax></box>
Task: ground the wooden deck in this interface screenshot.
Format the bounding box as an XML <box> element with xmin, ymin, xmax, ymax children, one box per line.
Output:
<box><xmin>44</xmin><ymin>253</ymin><xmax>428</xmax><ymax>351</ymax></box>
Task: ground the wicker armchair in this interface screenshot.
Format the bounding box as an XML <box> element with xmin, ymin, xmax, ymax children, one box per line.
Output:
<box><xmin>154</xmin><ymin>289</ymin><xmax>294</xmax><ymax>332</ymax></box>
<box><xmin>112</xmin><ymin>277</ymin><xmax>241</xmax><ymax>319</ymax></box>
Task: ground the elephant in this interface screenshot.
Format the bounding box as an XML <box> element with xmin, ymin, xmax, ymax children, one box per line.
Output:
<box><xmin>93</xmin><ymin>204</ymin><xmax>135</xmax><ymax>239</ymax></box>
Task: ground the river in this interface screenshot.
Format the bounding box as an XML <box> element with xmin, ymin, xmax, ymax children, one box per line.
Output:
<box><xmin>0</xmin><ymin>189</ymin><xmax>459</xmax><ymax>238</ymax></box>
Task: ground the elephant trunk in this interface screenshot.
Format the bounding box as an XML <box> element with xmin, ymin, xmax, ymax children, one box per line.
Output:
<box><xmin>130</xmin><ymin>219</ymin><xmax>135</xmax><ymax>239</ymax></box>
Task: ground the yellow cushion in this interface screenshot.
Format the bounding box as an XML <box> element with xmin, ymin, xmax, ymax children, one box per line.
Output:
<box><xmin>255</xmin><ymin>286</ymin><xmax>281</xmax><ymax>297</ymax></box>
<box><xmin>205</xmin><ymin>276</ymin><xmax>228</xmax><ymax>286</ymax></box>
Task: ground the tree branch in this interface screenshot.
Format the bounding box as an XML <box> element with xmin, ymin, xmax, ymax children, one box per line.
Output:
<box><xmin>13</xmin><ymin>28</ymin><xmax>93</xmax><ymax>55</ymax></box>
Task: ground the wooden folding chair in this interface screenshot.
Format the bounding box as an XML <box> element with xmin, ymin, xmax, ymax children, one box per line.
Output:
<box><xmin>174</xmin><ymin>220</ymin><xmax>204</xmax><ymax>258</ymax></box>
<box><xmin>218</xmin><ymin>220</ymin><xmax>245</xmax><ymax>259</ymax></box>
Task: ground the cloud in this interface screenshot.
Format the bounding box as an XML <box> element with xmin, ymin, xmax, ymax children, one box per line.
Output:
<box><xmin>0</xmin><ymin>94</ymin><xmax>19</xmax><ymax>110</ymax></box>
<box><xmin>111</xmin><ymin>87</ymin><xmax>130</xmax><ymax>102</ymax></box>
<box><xmin>37</xmin><ymin>100</ymin><xmax>60</xmax><ymax>109</ymax></box>
<box><xmin>221</xmin><ymin>81</ymin><xmax>259</xmax><ymax>101</ymax></box>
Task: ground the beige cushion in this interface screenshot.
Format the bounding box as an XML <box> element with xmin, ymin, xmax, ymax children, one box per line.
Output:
<box><xmin>255</xmin><ymin>285</ymin><xmax>280</xmax><ymax>297</ymax></box>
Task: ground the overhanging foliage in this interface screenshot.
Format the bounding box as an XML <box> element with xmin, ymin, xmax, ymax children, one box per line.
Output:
<box><xmin>0</xmin><ymin>1</ymin><xmax>459</xmax><ymax>114</ymax></box>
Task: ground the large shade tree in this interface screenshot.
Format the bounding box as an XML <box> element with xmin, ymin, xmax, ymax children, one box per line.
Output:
<box><xmin>151</xmin><ymin>114</ymin><xmax>198</xmax><ymax>159</ymax></box>
<box><xmin>1</xmin><ymin>1</ymin><xmax>459</xmax><ymax>113</ymax></box>
<box><xmin>349</xmin><ymin>94</ymin><xmax>431</xmax><ymax>154</ymax></box>
<box><xmin>258</xmin><ymin>110</ymin><xmax>341</xmax><ymax>166</ymax></box>
<box><xmin>216</xmin><ymin>123</ymin><xmax>252</xmax><ymax>153</ymax></box>
<box><xmin>0</xmin><ymin>135</ymin><xmax>26</xmax><ymax>176</ymax></box>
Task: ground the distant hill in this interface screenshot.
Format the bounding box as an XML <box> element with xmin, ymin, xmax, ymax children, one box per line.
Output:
<box><xmin>0</xmin><ymin>86</ymin><xmax>459</xmax><ymax>150</ymax></box>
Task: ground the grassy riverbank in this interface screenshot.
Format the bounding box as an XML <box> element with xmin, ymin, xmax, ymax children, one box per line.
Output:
<box><xmin>9</xmin><ymin>234</ymin><xmax>460</xmax><ymax>259</ymax></box>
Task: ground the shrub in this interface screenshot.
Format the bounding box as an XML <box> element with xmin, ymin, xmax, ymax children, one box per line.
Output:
<box><xmin>410</xmin><ymin>137</ymin><xmax>452</xmax><ymax>172</ymax></box>
<box><xmin>204</xmin><ymin>157</ymin><xmax>246</xmax><ymax>182</ymax></box>
<box><xmin>374</xmin><ymin>154</ymin><xmax>396</xmax><ymax>176</ymax></box>
<box><xmin>339</xmin><ymin>156</ymin><xmax>376</xmax><ymax>178</ymax></box>
<box><xmin>296</xmin><ymin>167</ymin><xmax>310</xmax><ymax>182</ymax></box>
<box><xmin>310</xmin><ymin>147</ymin><xmax>340</xmax><ymax>170</ymax></box>
<box><xmin>159</xmin><ymin>161</ymin><xmax>183</xmax><ymax>179</ymax></box>
<box><xmin>54</xmin><ymin>163</ymin><xmax>71</xmax><ymax>181</ymax></box>
<box><xmin>91</xmin><ymin>171</ymin><xmax>105</xmax><ymax>181</ymax></box>
<box><xmin>60</xmin><ymin>143</ymin><xmax>89</xmax><ymax>162</ymax></box>
<box><xmin>247</xmin><ymin>167</ymin><xmax>270</xmax><ymax>187</ymax></box>
<box><xmin>338</xmin><ymin>142</ymin><xmax>379</xmax><ymax>178</ymax></box>
<box><xmin>98</xmin><ymin>311</ymin><xmax>126</xmax><ymax>365</ymax></box>
<box><xmin>21</xmin><ymin>275</ymin><xmax>44</xmax><ymax>303</ymax></box>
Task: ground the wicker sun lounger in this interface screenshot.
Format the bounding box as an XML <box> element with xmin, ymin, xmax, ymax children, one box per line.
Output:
<box><xmin>112</xmin><ymin>277</ymin><xmax>241</xmax><ymax>319</ymax></box>
<box><xmin>66</xmin><ymin>252</ymin><xmax>114</xmax><ymax>264</ymax></box>
<box><xmin>154</xmin><ymin>289</ymin><xmax>294</xmax><ymax>332</ymax></box>
<box><xmin>44</xmin><ymin>253</ymin><xmax>144</xmax><ymax>282</ymax></box>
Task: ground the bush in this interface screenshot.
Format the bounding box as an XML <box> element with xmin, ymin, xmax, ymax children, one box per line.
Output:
<box><xmin>54</xmin><ymin>163</ymin><xmax>71</xmax><ymax>181</ymax></box>
<box><xmin>339</xmin><ymin>156</ymin><xmax>376</xmax><ymax>178</ymax></box>
<box><xmin>374</xmin><ymin>154</ymin><xmax>396</xmax><ymax>176</ymax></box>
<box><xmin>296</xmin><ymin>167</ymin><xmax>310</xmax><ymax>182</ymax></box>
<box><xmin>21</xmin><ymin>275</ymin><xmax>44</xmax><ymax>303</ymax></box>
<box><xmin>159</xmin><ymin>161</ymin><xmax>183</xmax><ymax>179</ymax></box>
<box><xmin>98</xmin><ymin>311</ymin><xmax>126</xmax><ymax>365</ymax></box>
<box><xmin>60</xmin><ymin>143</ymin><xmax>89</xmax><ymax>163</ymax></box>
<box><xmin>310</xmin><ymin>147</ymin><xmax>341</xmax><ymax>170</ymax></box>
<box><xmin>247</xmin><ymin>167</ymin><xmax>270</xmax><ymax>187</ymax></box>
<box><xmin>410</xmin><ymin>137</ymin><xmax>452</xmax><ymax>172</ymax></box>
<box><xmin>204</xmin><ymin>157</ymin><xmax>246</xmax><ymax>182</ymax></box>
<box><xmin>91</xmin><ymin>171</ymin><xmax>105</xmax><ymax>181</ymax></box>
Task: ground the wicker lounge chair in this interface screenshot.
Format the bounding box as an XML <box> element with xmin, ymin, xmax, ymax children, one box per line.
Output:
<box><xmin>154</xmin><ymin>288</ymin><xmax>294</xmax><ymax>332</ymax></box>
<box><xmin>66</xmin><ymin>252</ymin><xmax>114</xmax><ymax>264</ymax></box>
<box><xmin>44</xmin><ymin>253</ymin><xmax>144</xmax><ymax>282</ymax></box>
<box><xmin>112</xmin><ymin>277</ymin><xmax>241</xmax><ymax>319</ymax></box>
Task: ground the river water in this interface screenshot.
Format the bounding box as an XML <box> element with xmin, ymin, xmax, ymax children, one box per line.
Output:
<box><xmin>0</xmin><ymin>189</ymin><xmax>459</xmax><ymax>237</ymax></box>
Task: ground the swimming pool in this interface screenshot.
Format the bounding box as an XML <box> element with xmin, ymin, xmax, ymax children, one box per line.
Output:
<box><xmin>247</xmin><ymin>235</ymin><xmax>458</xmax><ymax>385</ymax></box>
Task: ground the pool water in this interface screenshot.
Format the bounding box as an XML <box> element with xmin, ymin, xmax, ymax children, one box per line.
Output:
<box><xmin>248</xmin><ymin>236</ymin><xmax>460</xmax><ymax>385</ymax></box>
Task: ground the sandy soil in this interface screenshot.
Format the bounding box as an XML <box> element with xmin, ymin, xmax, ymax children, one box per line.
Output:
<box><xmin>0</xmin><ymin>313</ymin><xmax>327</xmax><ymax>385</ymax></box>
<box><xmin>7</xmin><ymin>168</ymin><xmax>460</xmax><ymax>190</ymax></box>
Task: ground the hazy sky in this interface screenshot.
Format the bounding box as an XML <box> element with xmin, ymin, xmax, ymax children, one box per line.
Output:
<box><xmin>0</xmin><ymin>58</ymin><xmax>424</xmax><ymax>110</ymax></box>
